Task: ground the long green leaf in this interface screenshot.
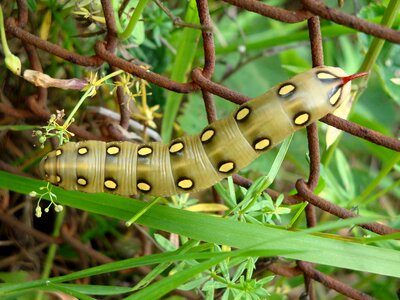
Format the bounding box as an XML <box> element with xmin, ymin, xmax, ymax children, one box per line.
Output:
<box><xmin>0</xmin><ymin>249</ymin><xmax>284</xmax><ymax>296</ymax></box>
<box><xmin>161</xmin><ymin>0</ymin><xmax>201</xmax><ymax>142</ymax></box>
<box><xmin>0</xmin><ymin>171</ymin><xmax>399</xmax><ymax>278</ymax></box>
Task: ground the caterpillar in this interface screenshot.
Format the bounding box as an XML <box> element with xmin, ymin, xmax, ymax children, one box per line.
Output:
<box><xmin>39</xmin><ymin>66</ymin><xmax>365</xmax><ymax>197</ymax></box>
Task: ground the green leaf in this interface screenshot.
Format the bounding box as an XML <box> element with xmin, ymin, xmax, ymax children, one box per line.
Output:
<box><xmin>154</xmin><ymin>233</ymin><xmax>178</xmax><ymax>251</ymax></box>
<box><xmin>46</xmin><ymin>283</ymin><xmax>131</xmax><ymax>296</ymax></box>
<box><xmin>1</xmin><ymin>171</ymin><xmax>399</xmax><ymax>279</ymax></box>
<box><xmin>46</xmin><ymin>283</ymin><xmax>95</xmax><ymax>300</ymax></box>
<box><xmin>161</xmin><ymin>0</ymin><xmax>201</xmax><ymax>142</ymax></box>
<box><xmin>267</xmin><ymin>134</ymin><xmax>293</xmax><ymax>184</ymax></box>
<box><xmin>0</xmin><ymin>125</ymin><xmax>38</xmax><ymax>131</ymax></box>
<box><xmin>27</xmin><ymin>0</ymin><xmax>37</xmax><ymax>11</ymax></box>
<box><xmin>125</xmin><ymin>249</ymin><xmax>281</xmax><ymax>300</ymax></box>
<box><xmin>0</xmin><ymin>247</ymin><xmax>285</xmax><ymax>297</ymax></box>
<box><xmin>335</xmin><ymin>149</ymin><xmax>356</xmax><ymax>199</ymax></box>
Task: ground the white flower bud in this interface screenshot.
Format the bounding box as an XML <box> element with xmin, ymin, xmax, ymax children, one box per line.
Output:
<box><xmin>35</xmin><ymin>207</ymin><xmax>42</xmax><ymax>218</ymax></box>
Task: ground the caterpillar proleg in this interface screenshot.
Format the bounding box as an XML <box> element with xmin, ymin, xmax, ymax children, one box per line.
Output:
<box><xmin>39</xmin><ymin>66</ymin><xmax>366</xmax><ymax>196</ymax></box>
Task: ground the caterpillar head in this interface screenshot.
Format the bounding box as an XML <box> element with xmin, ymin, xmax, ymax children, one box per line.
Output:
<box><xmin>312</xmin><ymin>66</ymin><xmax>367</xmax><ymax>107</ymax></box>
<box><xmin>275</xmin><ymin>66</ymin><xmax>368</xmax><ymax>126</ymax></box>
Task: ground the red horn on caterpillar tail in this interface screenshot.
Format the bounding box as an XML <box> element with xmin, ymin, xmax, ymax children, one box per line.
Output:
<box><xmin>341</xmin><ymin>71</ymin><xmax>369</xmax><ymax>85</ymax></box>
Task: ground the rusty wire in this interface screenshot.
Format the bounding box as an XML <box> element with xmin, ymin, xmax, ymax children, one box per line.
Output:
<box><xmin>301</xmin><ymin>0</ymin><xmax>400</xmax><ymax>43</ymax></box>
<box><xmin>1</xmin><ymin>0</ymin><xmax>400</xmax><ymax>299</ymax></box>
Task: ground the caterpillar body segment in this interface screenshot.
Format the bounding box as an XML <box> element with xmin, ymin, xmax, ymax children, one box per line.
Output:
<box><xmin>40</xmin><ymin>66</ymin><xmax>361</xmax><ymax>196</ymax></box>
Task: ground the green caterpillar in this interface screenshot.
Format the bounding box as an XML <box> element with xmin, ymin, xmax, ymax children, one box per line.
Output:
<box><xmin>39</xmin><ymin>66</ymin><xmax>364</xmax><ymax>196</ymax></box>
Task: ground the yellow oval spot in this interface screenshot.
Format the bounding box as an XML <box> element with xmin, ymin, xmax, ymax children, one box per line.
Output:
<box><xmin>55</xmin><ymin>149</ymin><xmax>62</xmax><ymax>156</ymax></box>
<box><xmin>78</xmin><ymin>147</ymin><xmax>88</xmax><ymax>155</ymax></box>
<box><xmin>177</xmin><ymin>178</ymin><xmax>194</xmax><ymax>189</ymax></box>
<box><xmin>56</xmin><ymin>175</ymin><xmax>61</xmax><ymax>183</ymax></box>
<box><xmin>235</xmin><ymin>107</ymin><xmax>250</xmax><ymax>121</ymax></box>
<box><xmin>294</xmin><ymin>113</ymin><xmax>310</xmax><ymax>125</ymax></box>
<box><xmin>77</xmin><ymin>177</ymin><xmax>87</xmax><ymax>186</ymax></box>
<box><xmin>254</xmin><ymin>138</ymin><xmax>271</xmax><ymax>151</ymax></box>
<box><xmin>104</xmin><ymin>179</ymin><xmax>117</xmax><ymax>190</ymax></box>
<box><xmin>137</xmin><ymin>181</ymin><xmax>151</xmax><ymax>192</ymax></box>
<box><xmin>317</xmin><ymin>72</ymin><xmax>336</xmax><ymax>80</ymax></box>
<box><xmin>107</xmin><ymin>146</ymin><xmax>120</xmax><ymax>155</ymax></box>
<box><xmin>201</xmin><ymin>129</ymin><xmax>215</xmax><ymax>142</ymax></box>
<box><xmin>138</xmin><ymin>146</ymin><xmax>152</xmax><ymax>156</ymax></box>
<box><xmin>218</xmin><ymin>161</ymin><xmax>235</xmax><ymax>173</ymax></box>
<box><xmin>278</xmin><ymin>84</ymin><xmax>295</xmax><ymax>96</ymax></box>
<box><xmin>329</xmin><ymin>88</ymin><xmax>342</xmax><ymax>105</ymax></box>
<box><xmin>169</xmin><ymin>142</ymin><xmax>184</xmax><ymax>153</ymax></box>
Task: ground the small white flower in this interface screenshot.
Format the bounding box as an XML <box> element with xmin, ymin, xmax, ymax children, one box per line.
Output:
<box><xmin>44</xmin><ymin>207</ymin><xmax>49</xmax><ymax>213</ymax></box>
<box><xmin>29</xmin><ymin>191</ymin><xmax>38</xmax><ymax>197</ymax></box>
<box><xmin>35</xmin><ymin>207</ymin><xmax>42</xmax><ymax>218</ymax></box>
<box><xmin>54</xmin><ymin>205</ymin><xmax>63</xmax><ymax>212</ymax></box>
<box><xmin>238</xmin><ymin>45</ymin><xmax>246</xmax><ymax>53</ymax></box>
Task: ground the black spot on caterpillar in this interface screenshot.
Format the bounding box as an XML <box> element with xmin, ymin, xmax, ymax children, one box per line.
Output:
<box><xmin>39</xmin><ymin>66</ymin><xmax>365</xmax><ymax>196</ymax></box>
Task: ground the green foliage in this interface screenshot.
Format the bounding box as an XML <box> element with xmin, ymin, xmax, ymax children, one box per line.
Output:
<box><xmin>1</xmin><ymin>170</ymin><xmax>400</xmax><ymax>266</ymax></box>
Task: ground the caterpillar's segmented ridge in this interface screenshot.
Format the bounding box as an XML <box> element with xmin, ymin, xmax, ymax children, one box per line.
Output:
<box><xmin>40</xmin><ymin>66</ymin><xmax>353</xmax><ymax>196</ymax></box>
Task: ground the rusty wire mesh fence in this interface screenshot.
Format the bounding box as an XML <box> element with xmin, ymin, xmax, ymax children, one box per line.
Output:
<box><xmin>0</xmin><ymin>0</ymin><xmax>400</xmax><ymax>299</ymax></box>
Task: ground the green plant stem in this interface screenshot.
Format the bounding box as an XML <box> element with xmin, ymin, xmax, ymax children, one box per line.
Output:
<box><xmin>126</xmin><ymin>197</ymin><xmax>161</xmax><ymax>226</ymax></box>
<box><xmin>321</xmin><ymin>137</ymin><xmax>338</xmax><ymax>167</ymax></box>
<box><xmin>0</xmin><ymin>5</ymin><xmax>21</xmax><ymax>75</ymax></box>
<box><xmin>112</xmin><ymin>0</ymin><xmax>124</xmax><ymax>33</ymax></box>
<box><xmin>349</xmin><ymin>152</ymin><xmax>400</xmax><ymax>206</ymax></box>
<box><xmin>322</xmin><ymin>0</ymin><xmax>400</xmax><ymax>167</ymax></box>
<box><xmin>35</xmin><ymin>208</ymin><xmax>65</xmax><ymax>300</ymax></box>
<box><xmin>64</xmin><ymin>88</ymin><xmax>92</xmax><ymax>127</ymax></box>
<box><xmin>363</xmin><ymin>179</ymin><xmax>400</xmax><ymax>206</ymax></box>
<box><xmin>161</xmin><ymin>0</ymin><xmax>200</xmax><ymax>142</ymax></box>
<box><xmin>358</xmin><ymin>0</ymin><xmax>400</xmax><ymax>74</ymax></box>
<box><xmin>119</xmin><ymin>0</ymin><xmax>150</xmax><ymax>40</ymax></box>
<box><xmin>287</xmin><ymin>202</ymin><xmax>308</xmax><ymax>229</ymax></box>
<box><xmin>240</xmin><ymin>178</ymin><xmax>269</xmax><ymax>215</ymax></box>
<box><xmin>0</xmin><ymin>6</ymin><xmax>11</xmax><ymax>57</ymax></box>
<box><xmin>64</xmin><ymin>70</ymin><xmax>124</xmax><ymax>127</ymax></box>
<box><xmin>95</xmin><ymin>69</ymin><xmax>124</xmax><ymax>86</ymax></box>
